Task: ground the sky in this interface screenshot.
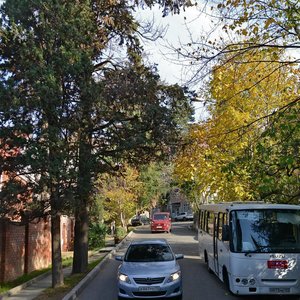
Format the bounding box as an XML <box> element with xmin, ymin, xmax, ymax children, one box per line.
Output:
<box><xmin>134</xmin><ymin>5</ymin><xmax>212</xmax><ymax>121</ymax></box>
<box><xmin>135</xmin><ymin>5</ymin><xmax>208</xmax><ymax>83</ymax></box>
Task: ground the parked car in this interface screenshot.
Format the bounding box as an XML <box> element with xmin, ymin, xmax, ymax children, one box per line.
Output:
<box><xmin>130</xmin><ymin>216</ymin><xmax>142</xmax><ymax>226</ymax></box>
<box><xmin>140</xmin><ymin>215</ymin><xmax>150</xmax><ymax>225</ymax></box>
<box><xmin>174</xmin><ymin>212</ymin><xmax>193</xmax><ymax>222</ymax></box>
<box><xmin>150</xmin><ymin>212</ymin><xmax>172</xmax><ymax>233</ymax></box>
<box><xmin>116</xmin><ymin>239</ymin><xmax>183</xmax><ymax>300</ymax></box>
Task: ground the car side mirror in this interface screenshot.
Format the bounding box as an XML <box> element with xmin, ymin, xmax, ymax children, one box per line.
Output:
<box><xmin>222</xmin><ymin>225</ymin><xmax>230</xmax><ymax>241</ymax></box>
<box><xmin>175</xmin><ymin>254</ymin><xmax>184</xmax><ymax>260</ymax></box>
<box><xmin>115</xmin><ymin>256</ymin><xmax>123</xmax><ymax>261</ymax></box>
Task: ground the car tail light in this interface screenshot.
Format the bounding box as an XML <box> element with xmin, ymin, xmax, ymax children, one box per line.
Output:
<box><xmin>267</xmin><ymin>260</ymin><xmax>288</xmax><ymax>269</ymax></box>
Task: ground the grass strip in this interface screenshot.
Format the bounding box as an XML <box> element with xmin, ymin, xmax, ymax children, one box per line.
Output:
<box><xmin>0</xmin><ymin>256</ymin><xmax>76</xmax><ymax>294</ymax></box>
<box><xmin>0</xmin><ymin>267</ymin><xmax>51</xmax><ymax>294</ymax></box>
<box><xmin>34</xmin><ymin>257</ymin><xmax>103</xmax><ymax>300</ymax></box>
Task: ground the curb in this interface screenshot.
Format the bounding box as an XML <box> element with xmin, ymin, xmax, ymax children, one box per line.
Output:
<box><xmin>62</xmin><ymin>230</ymin><xmax>133</xmax><ymax>300</ymax></box>
<box><xmin>0</xmin><ymin>270</ymin><xmax>52</xmax><ymax>300</ymax></box>
<box><xmin>0</xmin><ymin>249</ymin><xmax>101</xmax><ymax>300</ymax></box>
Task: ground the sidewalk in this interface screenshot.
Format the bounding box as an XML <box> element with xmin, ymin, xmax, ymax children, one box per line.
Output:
<box><xmin>0</xmin><ymin>236</ymin><xmax>118</xmax><ymax>300</ymax></box>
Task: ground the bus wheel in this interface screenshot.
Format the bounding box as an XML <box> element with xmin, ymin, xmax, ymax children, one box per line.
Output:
<box><xmin>223</xmin><ymin>268</ymin><xmax>232</xmax><ymax>294</ymax></box>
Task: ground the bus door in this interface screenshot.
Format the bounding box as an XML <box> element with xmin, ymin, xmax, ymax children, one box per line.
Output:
<box><xmin>213</xmin><ymin>215</ymin><xmax>219</xmax><ymax>274</ymax></box>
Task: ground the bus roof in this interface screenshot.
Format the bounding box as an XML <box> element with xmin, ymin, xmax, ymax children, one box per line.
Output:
<box><xmin>199</xmin><ymin>202</ymin><xmax>300</xmax><ymax>213</ymax></box>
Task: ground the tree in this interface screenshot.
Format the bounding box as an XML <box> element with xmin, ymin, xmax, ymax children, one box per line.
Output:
<box><xmin>169</xmin><ymin>1</ymin><xmax>299</xmax><ymax>116</ymax></box>
<box><xmin>217</xmin><ymin>0</ymin><xmax>300</xmax><ymax>47</ymax></box>
<box><xmin>249</xmin><ymin>103</ymin><xmax>300</xmax><ymax>203</ymax></box>
<box><xmin>174</xmin><ymin>49</ymin><xmax>299</xmax><ymax>203</ymax></box>
<box><xmin>173</xmin><ymin>0</ymin><xmax>299</xmax><ymax>70</ymax></box>
<box><xmin>72</xmin><ymin>60</ymin><xmax>194</xmax><ymax>273</ymax></box>
<box><xmin>138</xmin><ymin>162</ymin><xmax>173</xmax><ymax>209</ymax></box>
<box><xmin>96</xmin><ymin>162</ymin><xmax>175</xmax><ymax>227</ymax></box>
<box><xmin>96</xmin><ymin>165</ymin><xmax>141</xmax><ymax>228</ymax></box>
<box><xmin>0</xmin><ymin>0</ymin><xmax>83</xmax><ymax>287</ymax></box>
<box><xmin>0</xmin><ymin>0</ymin><xmax>194</xmax><ymax>284</ymax></box>
<box><xmin>170</xmin><ymin>0</ymin><xmax>300</xmax><ymax>205</ymax></box>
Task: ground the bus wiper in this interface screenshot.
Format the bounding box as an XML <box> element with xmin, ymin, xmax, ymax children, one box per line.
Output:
<box><xmin>243</xmin><ymin>237</ymin><xmax>270</xmax><ymax>256</ymax></box>
<box><xmin>244</xmin><ymin>246</ymin><xmax>270</xmax><ymax>256</ymax></box>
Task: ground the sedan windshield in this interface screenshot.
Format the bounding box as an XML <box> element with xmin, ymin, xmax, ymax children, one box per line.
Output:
<box><xmin>124</xmin><ymin>244</ymin><xmax>174</xmax><ymax>262</ymax></box>
<box><xmin>153</xmin><ymin>214</ymin><xmax>169</xmax><ymax>220</ymax></box>
<box><xmin>230</xmin><ymin>209</ymin><xmax>300</xmax><ymax>253</ymax></box>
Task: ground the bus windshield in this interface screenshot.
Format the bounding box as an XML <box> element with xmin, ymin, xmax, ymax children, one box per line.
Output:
<box><xmin>230</xmin><ymin>209</ymin><xmax>300</xmax><ymax>253</ymax></box>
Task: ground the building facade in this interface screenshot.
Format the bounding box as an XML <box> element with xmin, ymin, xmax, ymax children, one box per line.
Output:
<box><xmin>167</xmin><ymin>188</ymin><xmax>192</xmax><ymax>218</ymax></box>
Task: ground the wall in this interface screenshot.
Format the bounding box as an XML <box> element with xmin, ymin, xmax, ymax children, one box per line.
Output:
<box><xmin>0</xmin><ymin>220</ymin><xmax>25</xmax><ymax>282</ymax></box>
<box><xmin>61</xmin><ymin>215</ymin><xmax>74</xmax><ymax>252</ymax></box>
<box><xmin>0</xmin><ymin>215</ymin><xmax>74</xmax><ymax>283</ymax></box>
<box><xmin>27</xmin><ymin>218</ymin><xmax>52</xmax><ymax>274</ymax></box>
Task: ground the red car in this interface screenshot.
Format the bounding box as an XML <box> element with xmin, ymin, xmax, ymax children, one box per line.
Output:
<box><xmin>150</xmin><ymin>212</ymin><xmax>172</xmax><ymax>233</ymax></box>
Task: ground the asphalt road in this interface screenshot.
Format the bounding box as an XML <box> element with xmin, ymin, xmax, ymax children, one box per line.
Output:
<box><xmin>78</xmin><ymin>222</ymin><xmax>299</xmax><ymax>300</ymax></box>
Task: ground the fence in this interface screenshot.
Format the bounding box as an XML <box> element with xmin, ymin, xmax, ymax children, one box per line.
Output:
<box><xmin>0</xmin><ymin>215</ymin><xmax>74</xmax><ymax>283</ymax></box>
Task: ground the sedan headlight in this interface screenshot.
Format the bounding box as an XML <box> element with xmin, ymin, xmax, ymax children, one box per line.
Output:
<box><xmin>167</xmin><ymin>271</ymin><xmax>181</xmax><ymax>282</ymax></box>
<box><xmin>118</xmin><ymin>273</ymin><xmax>131</xmax><ymax>284</ymax></box>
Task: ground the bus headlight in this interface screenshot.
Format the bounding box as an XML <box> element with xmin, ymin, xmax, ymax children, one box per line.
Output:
<box><xmin>249</xmin><ymin>278</ymin><xmax>256</xmax><ymax>285</ymax></box>
<box><xmin>241</xmin><ymin>278</ymin><xmax>248</xmax><ymax>285</ymax></box>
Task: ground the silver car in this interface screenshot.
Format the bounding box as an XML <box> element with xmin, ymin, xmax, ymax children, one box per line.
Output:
<box><xmin>115</xmin><ymin>239</ymin><xmax>183</xmax><ymax>300</ymax></box>
<box><xmin>174</xmin><ymin>212</ymin><xmax>193</xmax><ymax>222</ymax></box>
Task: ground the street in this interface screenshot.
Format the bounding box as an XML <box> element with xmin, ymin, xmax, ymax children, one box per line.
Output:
<box><xmin>78</xmin><ymin>222</ymin><xmax>298</xmax><ymax>300</ymax></box>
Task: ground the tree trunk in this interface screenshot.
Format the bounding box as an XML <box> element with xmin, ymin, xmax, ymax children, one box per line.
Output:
<box><xmin>120</xmin><ymin>211</ymin><xmax>126</xmax><ymax>229</ymax></box>
<box><xmin>51</xmin><ymin>213</ymin><xmax>63</xmax><ymax>288</ymax></box>
<box><xmin>72</xmin><ymin>129</ymin><xmax>92</xmax><ymax>274</ymax></box>
<box><xmin>72</xmin><ymin>205</ymin><xmax>89</xmax><ymax>273</ymax></box>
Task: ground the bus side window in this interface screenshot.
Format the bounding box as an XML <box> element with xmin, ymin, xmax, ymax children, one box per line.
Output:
<box><xmin>199</xmin><ymin>210</ymin><xmax>204</xmax><ymax>230</ymax></box>
<box><xmin>230</xmin><ymin>211</ymin><xmax>239</xmax><ymax>252</ymax></box>
<box><xmin>218</xmin><ymin>213</ymin><xmax>224</xmax><ymax>240</ymax></box>
<box><xmin>208</xmin><ymin>212</ymin><xmax>214</xmax><ymax>235</ymax></box>
<box><xmin>223</xmin><ymin>213</ymin><xmax>228</xmax><ymax>227</ymax></box>
<box><xmin>204</xmin><ymin>211</ymin><xmax>209</xmax><ymax>232</ymax></box>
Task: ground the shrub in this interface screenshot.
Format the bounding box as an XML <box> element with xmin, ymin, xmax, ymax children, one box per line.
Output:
<box><xmin>114</xmin><ymin>226</ymin><xmax>127</xmax><ymax>243</ymax></box>
<box><xmin>115</xmin><ymin>227</ymin><xmax>127</xmax><ymax>239</ymax></box>
<box><xmin>88</xmin><ymin>222</ymin><xmax>107</xmax><ymax>249</ymax></box>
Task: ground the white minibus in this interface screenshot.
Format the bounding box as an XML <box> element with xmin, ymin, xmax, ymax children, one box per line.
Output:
<box><xmin>198</xmin><ymin>202</ymin><xmax>300</xmax><ymax>295</ymax></box>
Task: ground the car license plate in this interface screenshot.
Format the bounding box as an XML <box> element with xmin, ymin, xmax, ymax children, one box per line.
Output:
<box><xmin>269</xmin><ymin>288</ymin><xmax>290</xmax><ymax>293</ymax></box>
<box><xmin>138</xmin><ymin>286</ymin><xmax>161</xmax><ymax>292</ymax></box>
<box><xmin>157</xmin><ymin>226</ymin><xmax>162</xmax><ymax>228</ymax></box>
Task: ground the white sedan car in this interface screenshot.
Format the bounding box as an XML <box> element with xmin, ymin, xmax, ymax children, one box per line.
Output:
<box><xmin>174</xmin><ymin>212</ymin><xmax>193</xmax><ymax>221</ymax></box>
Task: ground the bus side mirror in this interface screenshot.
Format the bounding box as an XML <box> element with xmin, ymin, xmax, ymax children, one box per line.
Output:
<box><xmin>222</xmin><ymin>225</ymin><xmax>230</xmax><ymax>241</ymax></box>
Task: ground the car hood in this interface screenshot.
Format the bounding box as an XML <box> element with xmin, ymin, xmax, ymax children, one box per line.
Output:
<box><xmin>119</xmin><ymin>261</ymin><xmax>179</xmax><ymax>276</ymax></box>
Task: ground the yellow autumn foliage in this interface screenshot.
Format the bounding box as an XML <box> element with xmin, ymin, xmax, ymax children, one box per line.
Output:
<box><xmin>96</xmin><ymin>165</ymin><xmax>141</xmax><ymax>226</ymax></box>
<box><xmin>174</xmin><ymin>49</ymin><xmax>299</xmax><ymax>203</ymax></box>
